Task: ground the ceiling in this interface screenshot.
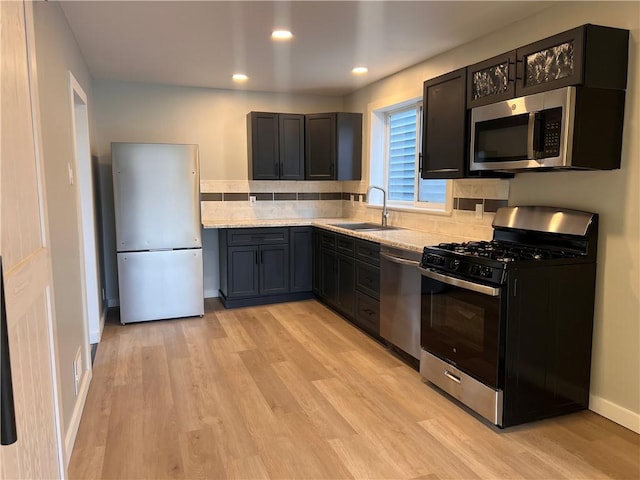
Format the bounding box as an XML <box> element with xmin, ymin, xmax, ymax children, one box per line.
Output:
<box><xmin>59</xmin><ymin>1</ymin><xmax>552</xmax><ymax>96</ymax></box>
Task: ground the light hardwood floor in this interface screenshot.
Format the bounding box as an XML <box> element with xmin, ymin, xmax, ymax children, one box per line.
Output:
<box><xmin>69</xmin><ymin>299</ymin><xmax>640</xmax><ymax>479</ymax></box>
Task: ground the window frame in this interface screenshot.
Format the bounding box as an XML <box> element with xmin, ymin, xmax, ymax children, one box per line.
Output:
<box><xmin>369</xmin><ymin>97</ymin><xmax>452</xmax><ymax>214</ymax></box>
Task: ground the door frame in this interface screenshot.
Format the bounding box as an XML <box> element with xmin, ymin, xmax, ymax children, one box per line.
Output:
<box><xmin>68</xmin><ymin>72</ymin><xmax>102</xmax><ymax>347</ymax></box>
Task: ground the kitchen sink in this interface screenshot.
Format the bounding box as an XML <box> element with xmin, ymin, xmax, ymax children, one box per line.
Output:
<box><xmin>330</xmin><ymin>222</ymin><xmax>403</xmax><ymax>231</ymax></box>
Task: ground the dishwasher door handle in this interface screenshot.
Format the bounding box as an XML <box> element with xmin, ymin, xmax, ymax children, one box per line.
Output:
<box><xmin>380</xmin><ymin>251</ymin><xmax>420</xmax><ymax>267</ymax></box>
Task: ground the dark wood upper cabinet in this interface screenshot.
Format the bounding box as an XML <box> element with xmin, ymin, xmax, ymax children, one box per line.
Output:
<box><xmin>305</xmin><ymin>113</ymin><xmax>362</xmax><ymax>180</ymax></box>
<box><xmin>247</xmin><ymin>112</ymin><xmax>304</xmax><ymax>180</ymax></box>
<box><xmin>467</xmin><ymin>51</ymin><xmax>517</xmax><ymax>108</ymax></box>
<box><xmin>516</xmin><ymin>24</ymin><xmax>628</xmax><ymax>97</ymax></box>
<box><xmin>467</xmin><ymin>25</ymin><xmax>629</xmax><ymax>107</ymax></box>
<box><xmin>421</xmin><ymin>68</ymin><xmax>467</xmax><ymax>179</ymax></box>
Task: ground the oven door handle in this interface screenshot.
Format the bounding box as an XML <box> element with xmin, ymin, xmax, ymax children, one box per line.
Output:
<box><xmin>418</xmin><ymin>267</ymin><xmax>501</xmax><ymax>297</ymax></box>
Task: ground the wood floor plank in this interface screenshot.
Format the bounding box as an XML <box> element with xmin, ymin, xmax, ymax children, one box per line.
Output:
<box><xmin>178</xmin><ymin>427</ymin><xmax>226</xmax><ymax>479</ymax></box>
<box><xmin>271</xmin><ymin>360</ymin><xmax>357</xmax><ymax>440</ymax></box>
<box><xmin>68</xmin><ymin>299</ymin><xmax>640</xmax><ymax>480</ymax></box>
<box><xmin>224</xmin><ymin>454</ymin><xmax>270</xmax><ymax>479</ymax></box>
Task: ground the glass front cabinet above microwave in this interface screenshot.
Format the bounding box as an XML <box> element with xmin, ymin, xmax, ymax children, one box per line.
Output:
<box><xmin>467</xmin><ymin>24</ymin><xmax>629</xmax><ymax>109</ymax></box>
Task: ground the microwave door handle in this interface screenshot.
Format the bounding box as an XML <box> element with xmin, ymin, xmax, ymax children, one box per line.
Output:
<box><xmin>527</xmin><ymin>112</ymin><xmax>536</xmax><ymax>161</ymax></box>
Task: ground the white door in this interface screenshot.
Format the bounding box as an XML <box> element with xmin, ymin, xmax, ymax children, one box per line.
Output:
<box><xmin>0</xmin><ymin>1</ymin><xmax>65</xmax><ymax>478</ymax></box>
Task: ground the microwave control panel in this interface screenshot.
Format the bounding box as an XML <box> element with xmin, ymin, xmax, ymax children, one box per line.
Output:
<box><xmin>541</xmin><ymin>107</ymin><xmax>563</xmax><ymax>158</ymax></box>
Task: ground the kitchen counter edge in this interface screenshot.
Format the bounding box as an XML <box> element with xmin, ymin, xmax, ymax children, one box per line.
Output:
<box><xmin>202</xmin><ymin>218</ymin><xmax>472</xmax><ymax>253</ymax></box>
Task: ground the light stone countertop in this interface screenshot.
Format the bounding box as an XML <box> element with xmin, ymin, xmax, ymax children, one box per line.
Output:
<box><xmin>202</xmin><ymin>218</ymin><xmax>472</xmax><ymax>253</ymax></box>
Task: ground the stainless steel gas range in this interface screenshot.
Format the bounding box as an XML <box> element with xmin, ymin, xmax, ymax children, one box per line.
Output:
<box><xmin>418</xmin><ymin>206</ymin><xmax>598</xmax><ymax>427</ymax></box>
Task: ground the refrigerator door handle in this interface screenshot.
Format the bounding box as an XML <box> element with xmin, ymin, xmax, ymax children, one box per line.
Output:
<box><xmin>1</xmin><ymin>257</ymin><xmax>18</xmax><ymax>446</ymax></box>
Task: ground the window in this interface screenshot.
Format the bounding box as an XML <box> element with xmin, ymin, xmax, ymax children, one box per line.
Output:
<box><xmin>370</xmin><ymin>99</ymin><xmax>450</xmax><ymax>212</ymax></box>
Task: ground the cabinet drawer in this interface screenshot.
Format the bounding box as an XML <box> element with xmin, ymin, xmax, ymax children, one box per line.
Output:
<box><xmin>227</xmin><ymin>228</ymin><xmax>288</xmax><ymax>245</ymax></box>
<box><xmin>355</xmin><ymin>292</ymin><xmax>380</xmax><ymax>336</ymax></box>
<box><xmin>336</xmin><ymin>234</ymin><xmax>355</xmax><ymax>255</ymax></box>
<box><xmin>355</xmin><ymin>239</ymin><xmax>380</xmax><ymax>266</ymax></box>
<box><xmin>319</xmin><ymin>231</ymin><xmax>336</xmax><ymax>249</ymax></box>
<box><xmin>356</xmin><ymin>261</ymin><xmax>380</xmax><ymax>299</ymax></box>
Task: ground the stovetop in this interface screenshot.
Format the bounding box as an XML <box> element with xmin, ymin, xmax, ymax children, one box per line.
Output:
<box><xmin>421</xmin><ymin>240</ymin><xmax>585</xmax><ymax>286</ymax></box>
<box><xmin>434</xmin><ymin>240</ymin><xmax>578</xmax><ymax>263</ymax></box>
<box><xmin>420</xmin><ymin>206</ymin><xmax>598</xmax><ymax>287</ymax></box>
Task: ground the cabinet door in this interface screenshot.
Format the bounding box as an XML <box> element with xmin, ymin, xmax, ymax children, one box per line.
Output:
<box><xmin>259</xmin><ymin>244</ymin><xmax>289</xmax><ymax>295</ymax></box>
<box><xmin>227</xmin><ymin>246</ymin><xmax>259</xmax><ymax>297</ymax></box>
<box><xmin>336</xmin><ymin>253</ymin><xmax>356</xmax><ymax>318</ymax></box>
<box><xmin>312</xmin><ymin>229</ymin><xmax>321</xmax><ymax>295</ymax></box>
<box><xmin>306</xmin><ymin>113</ymin><xmax>336</xmax><ymax>180</ymax></box>
<box><xmin>467</xmin><ymin>51</ymin><xmax>516</xmax><ymax>108</ymax></box>
<box><xmin>421</xmin><ymin>68</ymin><xmax>467</xmax><ymax>179</ymax></box>
<box><xmin>319</xmin><ymin>248</ymin><xmax>338</xmax><ymax>304</ymax></box>
<box><xmin>516</xmin><ymin>26</ymin><xmax>585</xmax><ymax>97</ymax></box>
<box><xmin>248</xmin><ymin>112</ymin><xmax>279</xmax><ymax>180</ymax></box>
<box><xmin>335</xmin><ymin>113</ymin><xmax>362</xmax><ymax>181</ymax></box>
<box><xmin>279</xmin><ymin>114</ymin><xmax>305</xmax><ymax>180</ymax></box>
<box><xmin>290</xmin><ymin>227</ymin><xmax>313</xmax><ymax>293</ymax></box>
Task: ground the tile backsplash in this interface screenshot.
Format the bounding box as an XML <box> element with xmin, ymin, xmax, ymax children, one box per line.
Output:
<box><xmin>201</xmin><ymin>178</ymin><xmax>510</xmax><ymax>240</ymax></box>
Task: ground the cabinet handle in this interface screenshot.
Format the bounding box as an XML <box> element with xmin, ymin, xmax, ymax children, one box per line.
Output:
<box><xmin>363</xmin><ymin>308</ymin><xmax>375</xmax><ymax>315</ymax></box>
<box><xmin>515</xmin><ymin>58</ymin><xmax>524</xmax><ymax>81</ymax></box>
<box><xmin>507</xmin><ymin>59</ymin><xmax>517</xmax><ymax>84</ymax></box>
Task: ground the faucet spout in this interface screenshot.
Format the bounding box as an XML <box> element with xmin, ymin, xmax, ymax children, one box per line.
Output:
<box><xmin>367</xmin><ymin>185</ymin><xmax>389</xmax><ymax>227</ymax></box>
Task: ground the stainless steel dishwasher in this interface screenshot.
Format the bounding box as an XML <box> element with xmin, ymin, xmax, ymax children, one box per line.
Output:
<box><xmin>379</xmin><ymin>246</ymin><xmax>422</xmax><ymax>361</ymax></box>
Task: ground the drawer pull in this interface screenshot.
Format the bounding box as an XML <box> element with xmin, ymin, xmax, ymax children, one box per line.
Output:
<box><xmin>363</xmin><ymin>308</ymin><xmax>375</xmax><ymax>315</ymax></box>
<box><xmin>444</xmin><ymin>370</ymin><xmax>461</xmax><ymax>384</ymax></box>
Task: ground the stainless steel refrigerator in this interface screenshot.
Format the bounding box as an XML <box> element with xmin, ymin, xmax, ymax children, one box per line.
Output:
<box><xmin>112</xmin><ymin>143</ymin><xmax>204</xmax><ymax>324</ymax></box>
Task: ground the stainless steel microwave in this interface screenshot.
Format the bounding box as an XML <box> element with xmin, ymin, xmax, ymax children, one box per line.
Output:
<box><xmin>470</xmin><ymin>87</ymin><xmax>576</xmax><ymax>172</ymax></box>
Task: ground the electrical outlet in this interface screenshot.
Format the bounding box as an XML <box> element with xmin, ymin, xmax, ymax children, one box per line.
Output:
<box><xmin>73</xmin><ymin>348</ymin><xmax>82</xmax><ymax>396</ymax></box>
<box><xmin>475</xmin><ymin>203</ymin><xmax>484</xmax><ymax>219</ymax></box>
<box><xmin>350</xmin><ymin>194</ymin><xmax>355</xmax><ymax>206</ymax></box>
<box><xmin>249</xmin><ymin>195</ymin><xmax>256</xmax><ymax>206</ymax></box>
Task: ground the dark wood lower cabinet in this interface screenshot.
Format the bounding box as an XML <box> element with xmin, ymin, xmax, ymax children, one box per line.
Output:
<box><xmin>290</xmin><ymin>227</ymin><xmax>313</xmax><ymax>293</ymax></box>
<box><xmin>219</xmin><ymin>227</ymin><xmax>312</xmax><ymax>308</ymax></box>
<box><xmin>313</xmin><ymin>228</ymin><xmax>380</xmax><ymax>337</ymax></box>
<box><xmin>336</xmin><ymin>253</ymin><xmax>355</xmax><ymax>318</ymax></box>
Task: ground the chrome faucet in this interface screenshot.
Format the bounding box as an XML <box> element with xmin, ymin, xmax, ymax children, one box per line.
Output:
<box><xmin>367</xmin><ymin>185</ymin><xmax>389</xmax><ymax>227</ymax></box>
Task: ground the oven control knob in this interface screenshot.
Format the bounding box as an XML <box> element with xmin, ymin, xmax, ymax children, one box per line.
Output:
<box><xmin>450</xmin><ymin>259</ymin><xmax>460</xmax><ymax>271</ymax></box>
<box><xmin>481</xmin><ymin>267</ymin><xmax>493</xmax><ymax>278</ymax></box>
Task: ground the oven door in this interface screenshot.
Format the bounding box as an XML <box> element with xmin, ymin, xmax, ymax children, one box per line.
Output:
<box><xmin>419</xmin><ymin>267</ymin><xmax>503</xmax><ymax>389</ymax></box>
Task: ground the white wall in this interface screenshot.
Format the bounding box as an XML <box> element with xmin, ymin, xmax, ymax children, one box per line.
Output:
<box><xmin>32</xmin><ymin>1</ymin><xmax>97</xmax><ymax>441</ymax></box>
<box><xmin>345</xmin><ymin>1</ymin><xmax>639</xmax><ymax>431</ymax></box>
<box><xmin>92</xmin><ymin>80</ymin><xmax>343</xmax><ymax>302</ymax></box>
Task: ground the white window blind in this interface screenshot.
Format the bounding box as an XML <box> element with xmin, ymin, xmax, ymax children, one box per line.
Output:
<box><xmin>388</xmin><ymin>108</ymin><xmax>417</xmax><ymax>202</ymax></box>
<box><xmin>384</xmin><ymin>105</ymin><xmax>447</xmax><ymax>206</ymax></box>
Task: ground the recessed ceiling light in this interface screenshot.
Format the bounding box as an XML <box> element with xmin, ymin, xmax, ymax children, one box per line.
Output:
<box><xmin>352</xmin><ymin>67</ymin><xmax>368</xmax><ymax>75</ymax></box>
<box><xmin>232</xmin><ymin>73</ymin><xmax>249</xmax><ymax>82</ymax></box>
<box><xmin>272</xmin><ymin>30</ymin><xmax>293</xmax><ymax>40</ymax></box>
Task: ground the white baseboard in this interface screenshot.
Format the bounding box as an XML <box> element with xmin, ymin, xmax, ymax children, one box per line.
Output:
<box><xmin>590</xmin><ymin>394</ymin><xmax>640</xmax><ymax>433</ymax></box>
<box><xmin>89</xmin><ymin>306</ymin><xmax>107</xmax><ymax>344</ymax></box>
<box><xmin>64</xmin><ymin>367</ymin><xmax>92</xmax><ymax>466</ymax></box>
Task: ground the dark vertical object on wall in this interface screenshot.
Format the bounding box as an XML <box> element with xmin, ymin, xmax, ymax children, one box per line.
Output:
<box><xmin>1</xmin><ymin>257</ymin><xmax>18</xmax><ymax>445</ymax></box>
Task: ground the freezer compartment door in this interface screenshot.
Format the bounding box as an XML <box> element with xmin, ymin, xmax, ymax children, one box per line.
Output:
<box><xmin>112</xmin><ymin>143</ymin><xmax>201</xmax><ymax>251</ymax></box>
<box><xmin>117</xmin><ymin>249</ymin><xmax>204</xmax><ymax>324</ymax></box>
